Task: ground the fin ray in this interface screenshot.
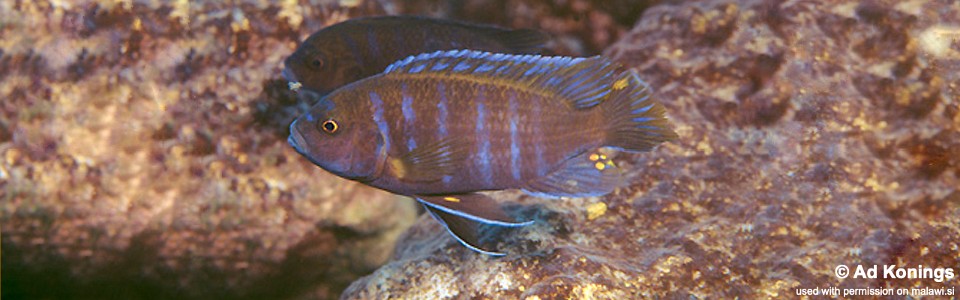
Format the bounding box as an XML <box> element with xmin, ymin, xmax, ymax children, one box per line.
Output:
<box><xmin>383</xmin><ymin>50</ymin><xmax>619</xmax><ymax>109</ymax></box>
<box><xmin>600</xmin><ymin>71</ymin><xmax>679</xmax><ymax>152</ymax></box>
<box><xmin>421</xmin><ymin>204</ymin><xmax>506</xmax><ymax>256</ymax></box>
<box><xmin>521</xmin><ymin>150</ymin><xmax>624</xmax><ymax>198</ymax></box>
<box><xmin>395</xmin><ymin>138</ymin><xmax>468</xmax><ymax>182</ymax></box>
<box><xmin>487</xmin><ymin>28</ymin><xmax>550</xmax><ymax>54</ymax></box>
<box><xmin>417</xmin><ymin>194</ymin><xmax>534</xmax><ymax>227</ymax></box>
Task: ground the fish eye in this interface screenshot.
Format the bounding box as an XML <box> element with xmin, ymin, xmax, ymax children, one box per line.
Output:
<box><xmin>310</xmin><ymin>58</ymin><xmax>324</xmax><ymax>69</ymax></box>
<box><xmin>319</xmin><ymin>119</ymin><xmax>338</xmax><ymax>133</ymax></box>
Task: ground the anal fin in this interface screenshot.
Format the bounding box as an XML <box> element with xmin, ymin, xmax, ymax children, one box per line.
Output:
<box><xmin>521</xmin><ymin>149</ymin><xmax>624</xmax><ymax>198</ymax></box>
<box><xmin>417</xmin><ymin>194</ymin><xmax>534</xmax><ymax>227</ymax></box>
<box><xmin>421</xmin><ymin>203</ymin><xmax>504</xmax><ymax>256</ymax></box>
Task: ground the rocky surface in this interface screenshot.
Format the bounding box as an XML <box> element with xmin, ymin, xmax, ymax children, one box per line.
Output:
<box><xmin>1</xmin><ymin>1</ymin><xmax>415</xmax><ymax>299</ymax></box>
<box><xmin>3</xmin><ymin>0</ymin><xmax>958</xmax><ymax>299</ymax></box>
<box><xmin>0</xmin><ymin>0</ymin><xmax>640</xmax><ymax>299</ymax></box>
<box><xmin>343</xmin><ymin>0</ymin><xmax>960</xmax><ymax>299</ymax></box>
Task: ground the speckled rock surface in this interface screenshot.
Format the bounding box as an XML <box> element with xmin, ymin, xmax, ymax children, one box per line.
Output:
<box><xmin>0</xmin><ymin>1</ymin><xmax>641</xmax><ymax>299</ymax></box>
<box><xmin>1</xmin><ymin>1</ymin><xmax>418</xmax><ymax>299</ymax></box>
<box><xmin>343</xmin><ymin>0</ymin><xmax>960</xmax><ymax>299</ymax></box>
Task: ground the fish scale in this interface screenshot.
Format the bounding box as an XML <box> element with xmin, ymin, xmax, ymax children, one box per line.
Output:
<box><xmin>373</xmin><ymin>77</ymin><xmax>603</xmax><ymax>194</ymax></box>
<box><xmin>288</xmin><ymin>50</ymin><xmax>677</xmax><ymax>255</ymax></box>
<box><xmin>448</xmin><ymin>84</ymin><xmax>555</xmax><ymax>186</ymax></box>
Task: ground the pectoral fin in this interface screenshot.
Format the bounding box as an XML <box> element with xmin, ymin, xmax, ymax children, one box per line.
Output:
<box><xmin>393</xmin><ymin>138</ymin><xmax>468</xmax><ymax>182</ymax></box>
<box><xmin>421</xmin><ymin>203</ymin><xmax>504</xmax><ymax>256</ymax></box>
<box><xmin>417</xmin><ymin>194</ymin><xmax>534</xmax><ymax>227</ymax></box>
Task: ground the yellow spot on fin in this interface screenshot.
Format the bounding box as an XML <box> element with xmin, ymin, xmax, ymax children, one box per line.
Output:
<box><xmin>443</xmin><ymin>196</ymin><xmax>460</xmax><ymax>203</ymax></box>
<box><xmin>613</xmin><ymin>78</ymin><xmax>629</xmax><ymax>91</ymax></box>
<box><xmin>587</xmin><ymin>202</ymin><xmax>607</xmax><ymax>220</ymax></box>
<box><xmin>595</xmin><ymin>162</ymin><xmax>606</xmax><ymax>171</ymax></box>
<box><xmin>522</xmin><ymin>150</ymin><xmax>623</xmax><ymax>198</ymax></box>
<box><xmin>589</xmin><ymin>151</ymin><xmax>615</xmax><ymax>171</ymax></box>
<box><xmin>394</xmin><ymin>138</ymin><xmax>468</xmax><ymax>182</ymax></box>
<box><xmin>387</xmin><ymin>139</ymin><xmax>467</xmax><ymax>182</ymax></box>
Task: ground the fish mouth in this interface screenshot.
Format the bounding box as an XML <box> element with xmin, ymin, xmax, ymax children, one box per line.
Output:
<box><xmin>282</xmin><ymin>68</ymin><xmax>299</xmax><ymax>84</ymax></box>
<box><xmin>288</xmin><ymin>120</ymin><xmax>306</xmax><ymax>154</ymax></box>
<box><xmin>287</xmin><ymin>119</ymin><xmax>378</xmax><ymax>183</ymax></box>
<box><xmin>288</xmin><ymin>120</ymin><xmax>333</xmax><ymax>172</ymax></box>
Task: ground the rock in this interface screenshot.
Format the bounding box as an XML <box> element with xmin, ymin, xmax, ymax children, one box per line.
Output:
<box><xmin>342</xmin><ymin>0</ymin><xmax>959</xmax><ymax>298</ymax></box>
<box><xmin>0</xmin><ymin>1</ymin><xmax>420</xmax><ymax>299</ymax></box>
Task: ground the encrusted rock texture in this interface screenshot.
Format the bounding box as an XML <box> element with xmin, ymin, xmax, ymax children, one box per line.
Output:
<box><xmin>2</xmin><ymin>0</ymin><xmax>958</xmax><ymax>300</ymax></box>
<box><xmin>0</xmin><ymin>0</ymin><xmax>638</xmax><ymax>299</ymax></box>
<box><xmin>1</xmin><ymin>1</ymin><xmax>416</xmax><ymax>299</ymax></box>
<box><xmin>343</xmin><ymin>0</ymin><xmax>960</xmax><ymax>299</ymax></box>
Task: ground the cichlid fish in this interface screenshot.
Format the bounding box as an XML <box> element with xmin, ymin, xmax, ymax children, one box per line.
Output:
<box><xmin>288</xmin><ymin>50</ymin><xmax>677</xmax><ymax>255</ymax></box>
<box><xmin>283</xmin><ymin>15</ymin><xmax>549</xmax><ymax>95</ymax></box>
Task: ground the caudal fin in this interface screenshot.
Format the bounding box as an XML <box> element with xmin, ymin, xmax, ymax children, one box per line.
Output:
<box><xmin>602</xmin><ymin>70</ymin><xmax>678</xmax><ymax>152</ymax></box>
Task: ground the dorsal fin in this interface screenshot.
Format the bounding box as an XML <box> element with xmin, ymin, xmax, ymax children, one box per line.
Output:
<box><xmin>484</xmin><ymin>28</ymin><xmax>550</xmax><ymax>54</ymax></box>
<box><xmin>383</xmin><ymin>50</ymin><xmax>619</xmax><ymax>109</ymax></box>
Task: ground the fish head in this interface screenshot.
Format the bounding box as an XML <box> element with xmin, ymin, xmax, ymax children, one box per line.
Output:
<box><xmin>284</xmin><ymin>34</ymin><xmax>364</xmax><ymax>95</ymax></box>
<box><xmin>288</xmin><ymin>93</ymin><xmax>385</xmax><ymax>182</ymax></box>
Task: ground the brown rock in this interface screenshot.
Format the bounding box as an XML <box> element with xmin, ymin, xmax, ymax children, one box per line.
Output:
<box><xmin>1</xmin><ymin>1</ymin><xmax>419</xmax><ymax>299</ymax></box>
<box><xmin>343</xmin><ymin>0</ymin><xmax>960</xmax><ymax>298</ymax></box>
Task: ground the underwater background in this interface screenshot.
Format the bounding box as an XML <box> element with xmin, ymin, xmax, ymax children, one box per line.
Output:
<box><xmin>1</xmin><ymin>0</ymin><xmax>958</xmax><ymax>299</ymax></box>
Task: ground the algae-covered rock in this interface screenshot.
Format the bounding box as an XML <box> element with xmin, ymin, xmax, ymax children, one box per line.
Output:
<box><xmin>1</xmin><ymin>1</ymin><xmax>633</xmax><ymax>298</ymax></box>
<box><xmin>1</xmin><ymin>1</ymin><xmax>418</xmax><ymax>299</ymax></box>
<box><xmin>342</xmin><ymin>0</ymin><xmax>960</xmax><ymax>298</ymax></box>
<box><xmin>3</xmin><ymin>0</ymin><xmax>958</xmax><ymax>299</ymax></box>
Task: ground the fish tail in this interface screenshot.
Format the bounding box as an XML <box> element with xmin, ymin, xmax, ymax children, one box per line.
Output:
<box><xmin>601</xmin><ymin>70</ymin><xmax>678</xmax><ymax>152</ymax></box>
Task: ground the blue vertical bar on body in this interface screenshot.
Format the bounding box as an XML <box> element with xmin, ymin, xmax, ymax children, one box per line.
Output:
<box><xmin>508</xmin><ymin>90</ymin><xmax>522</xmax><ymax>181</ymax></box>
<box><xmin>401</xmin><ymin>83</ymin><xmax>417</xmax><ymax>151</ymax></box>
<box><xmin>436</xmin><ymin>82</ymin><xmax>451</xmax><ymax>185</ymax></box>
<box><xmin>369</xmin><ymin>91</ymin><xmax>391</xmax><ymax>153</ymax></box>
<box><xmin>532</xmin><ymin>97</ymin><xmax>546</xmax><ymax>177</ymax></box>
<box><xmin>475</xmin><ymin>86</ymin><xmax>493</xmax><ymax>186</ymax></box>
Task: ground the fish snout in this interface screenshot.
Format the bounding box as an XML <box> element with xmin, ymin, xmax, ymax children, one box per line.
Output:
<box><xmin>288</xmin><ymin>120</ymin><xmax>305</xmax><ymax>152</ymax></box>
<box><xmin>282</xmin><ymin>68</ymin><xmax>302</xmax><ymax>91</ymax></box>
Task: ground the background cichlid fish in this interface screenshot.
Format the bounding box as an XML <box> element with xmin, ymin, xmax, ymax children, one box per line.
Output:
<box><xmin>288</xmin><ymin>50</ymin><xmax>677</xmax><ymax>255</ymax></box>
<box><xmin>283</xmin><ymin>15</ymin><xmax>549</xmax><ymax>95</ymax></box>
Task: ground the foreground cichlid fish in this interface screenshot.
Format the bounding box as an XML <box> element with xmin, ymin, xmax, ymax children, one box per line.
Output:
<box><xmin>288</xmin><ymin>50</ymin><xmax>677</xmax><ymax>255</ymax></box>
<box><xmin>283</xmin><ymin>15</ymin><xmax>549</xmax><ymax>95</ymax></box>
